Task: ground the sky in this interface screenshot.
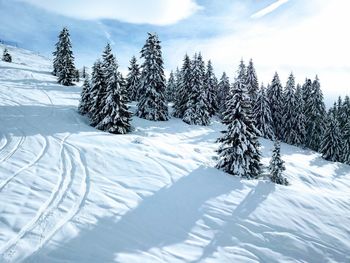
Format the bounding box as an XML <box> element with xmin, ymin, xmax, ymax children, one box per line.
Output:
<box><xmin>0</xmin><ymin>0</ymin><xmax>349</xmax><ymax>106</ymax></box>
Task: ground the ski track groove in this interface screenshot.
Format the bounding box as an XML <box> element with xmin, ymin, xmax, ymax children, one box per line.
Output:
<box><xmin>0</xmin><ymin>136</ymin><xmax>48</xmax><ymax>192</ymax></box>
<box><xmin>0</xmin><ymin>107</ymin><xmax>90</xmax><ymax>261</ymax></box>
<box><xmin>0</xmin><ymin>134</ymin><xmax>70</xmax><ymax>258</ymax></box>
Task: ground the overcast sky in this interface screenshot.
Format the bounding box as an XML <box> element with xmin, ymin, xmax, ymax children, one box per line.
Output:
<box><xmin>0</xmin><ymin>0</ymin><xmax>349</xmax><ymax>105</ymax></box>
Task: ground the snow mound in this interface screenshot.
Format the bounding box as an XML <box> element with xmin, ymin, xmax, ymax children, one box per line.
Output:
<box><xmin>0</xmin><ymin>45</ymin><xmax>349</xmax><ymax>263</ymax></box>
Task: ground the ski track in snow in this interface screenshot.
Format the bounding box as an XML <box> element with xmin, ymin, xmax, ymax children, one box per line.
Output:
<box><xmin>0</xmin><ymin>57</ymin><xmax>90</xmax><ymax>261</ymax></box>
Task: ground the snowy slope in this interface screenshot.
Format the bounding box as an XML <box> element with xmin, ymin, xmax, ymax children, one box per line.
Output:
<box><xmin>0</xmin><ymin>44</ymin><xmax>349</xmax><ymax>263</ymax></box>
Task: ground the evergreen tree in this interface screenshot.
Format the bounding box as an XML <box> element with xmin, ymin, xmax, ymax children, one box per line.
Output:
<box><xmin>339</xmin><ymin>96</ymin><xmax>350</xmax><ymax>128</ymax></box>
<box><xmin>282</xmin><ymin>73</ymin><xmax>299</xmax><ymax>145</ymax></box>
<box><xmin>342</xmin><ymin>119</ymin><xmax>350</xmax><ymax>164</ymax></box>
<box><xmin>118</xmin><ymin>72</ymin><xmax>128</xmax><ymax>102</ymax></box>
<box><xmin>2</xmin><ymin>48</ymin><xmax>12</xmax><ymax>62</ymax></box>
<box><xmin>254</xmin><ymin>84</ymin><xmax>274</xmax><ymax>140</ymax></box>
<box><xmin>90</xmin><ymin>60</ymin><xmax>106</xmax><ymax>125</ymax></box>
<box><xmin>74</xmin><ymin>69</ymin><xmax>80</xmax><ymax>82</ymax></box>
<box><xmin>269</xmin><ymin>140</ymin><xmax>288</xmax><ymax>185</ymax></box>
<box><xmin>217</xmin><ymin>72</ymin><xmax>230</xmax><ymax>116</ymax></box>
<box><xmin>183</xmin><ymin>53</ymin><xmax>210</xmax><ymax>125</ymax></box>
<box><xmin>237</xmin><ymin>59</ymin><xmax>246</xmax><ymax>84</ymax></box>
<box><xmin>245</xmin><ymin>59</ymin><xmax>259</xmax><ymax>102</ymax></box>
<box><xmin>137</xmin><ymin>33</ymin><xmax>169</xmax><ymax>121</ymax></box>
<box><xmin>175</xmin><ymin>67</ymin><xmax>182</xmax><ymax>88</ymax></box>
<box><xmin>53</xmin><ymin>27</ymin><xmax>76</xmax><ymax>86</ymax></box>
<box><xmin>304</xmin><ymin>76</ymin><xmax>326</xmax><ymax>151</ymax></box>
<box><xmin>204</xmin><ymin>60</ymin><xmax>218</xmax><ymax>116</ymax></box>
<box><xmin>173</xmin><ymin>54</ymin><xmax>191</xmax><ymax>118</ymax></box>
<box><xmin>78</xmin><ymin>78</ymin><xmax>91</xmax><ymax>115</ymax></box>
<box><xmin>95</xmin><ymin>54</ymin><xmax>132</xmax><ymax>134</ymax></box>
<box><xmin>294</xmin><ymin>84</ymin><xmax>306</xmax><ymax>146</ymax></box>
<box><xmin>52</xmin><ymin>29</ymin><xmax>65</xmax><ymax>76</ymax></box>
<box><xmin>166</xmin><ymin>71</ymin><xmax>177</xmax><ymax>102</ymax></box>
<box><xmin>320</xmin><ymin>115</ymin><xmax>342</xmax><ymax>162</ymax></box>
<box><xmin>267</xmin><ymin>72</ymin><xmax>284</xmax><ymax>139</ymax></box>
<box><xmin>126</xmin><ymin>56</ymin><xmax>141</xmax><ymax>101</ymax></box>
<box><xmin>216</xmin><ymin>80</ymin><xmax>261</xmax><ymax>178</ymax></box>
<box><xmin>81</xmin><ymin>66</ymin><xmax>88</xmax><ymax>79</ymax></box>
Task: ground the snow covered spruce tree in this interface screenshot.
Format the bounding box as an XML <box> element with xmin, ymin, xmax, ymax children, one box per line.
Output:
<box><xmin>173</xmin><ymin>54</ymin><xmax>191</xmax><ymax>118</ymax></box>
<box><xmin>126</xmin><ymin>56</ymin><xmax>141</xmax><ymax>101</ymax></box>
<box><xmin>267</xmin><ymin>72</ymin><xmax>284</xmax><ymax>140</ymax></box>
<box><xmin>137</xmin><ymin>33</ymin><xmax>169</xmax><ymax>121</ymax></box>
<box><xmin>95</xmin><ymin>51</ymin><xmax>132</xmax><ymax>134</ymax></box>
<box><xmin>269</xmin><ymin>140</ymin><xmax>288</xmax><ymax>185</ymax></box>
<box><xmin>282</xmin><ymin>73</ymin><xmax>299</xmax><ymax>145</ymax></box>
<box><xmin>90</xmin><ymin>60</ymin><xmax>106</xmax><ymax>125</ymax></box>
<box><xmin>245</xmin><ymin>59</ymin><xmax>259</xmax><ymax>102</ymax></box>
<box><xmin>294</xmin><ymin>84</ymin><xmax>306</xmax><ymax>146</ymax></box>
<box><xmin>204</xmin><ymin>60</ymin><xmax>218</xmax><ymax>116</ymax></box>
<box><xmin>237</xmin><ymin>59</ymin><xmax>246</xmax><ymax>84</ymax></box>
<box><xmin>342</xmin><ymin>119</ymin><xmax>350</xmax><ymax>164</ymax></box>
<box><xmin>53</xmin><ymin>27</ymin><xmax>76</xmax><ymax>86</ymax></box>
<box><xmin>166</xmin><ymin>71</ymin><xmax>177</xmax><ymax>102</ymax></box>
<box><xmin>217</xmin><ymin>72</ymin><xmax>230</xmax><ymax>116</ymax></box>
<box><xmin>183</xmin><ymin>53</ymin><xmax>210</xmax><ymax>126</ymax></box>
<box><xmin>2</xmin><ymin>48</ymin><xmax>12</xmax><ymax>62</ymax></box>
<box><xmin>216</xmin><ymin>79</ymin><xmax>261</xmax><ymax>178</ymax></box>
<box><xmin>254</xmin><ymin>84</ymin><xmax>274</xmax><ymax>140</ymax></box>
<box><xmin>320</xmin><ymin>115</ymin><xmax>342</xmax><ymax>162</ymax></box>
<box><xmin>304</xmin><ymin>76</ymin><xmax>326</xmax><ymax>151</ymax></box>
<box><xmin>90</xmin><ymin>44</ymin><xmax>117</xmax><ymax>126</ymax></box>
<box><xmin>78</xmin><ymin>78</ymin><xmax>91</xmax><ymax>115</ymax></box>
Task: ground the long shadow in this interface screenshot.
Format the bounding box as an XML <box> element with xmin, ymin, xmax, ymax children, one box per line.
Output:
<box><xmin>192</xmin><ymin>181</ymin><xmax>275</xmax><ymax>263</ymax></box>
<box><xmin>0</xmin><ymin>65</ymin><xmax>51</xmax><ymax>76</ymax></box>
<box><xmin>24</xmin><ymin>167</ymin><xmax>243</xmax><ymax>262</ymax></box>
<box><xmin>0</xmin><ymin>104</ymin><xmax>94</xmax><ymax>137</ymax></box>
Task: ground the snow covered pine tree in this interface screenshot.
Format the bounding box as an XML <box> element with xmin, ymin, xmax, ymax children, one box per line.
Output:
<box><xmin>53</xmin><ymin>27</ymin><xmax>76</xmax><ymax>86</ymax></box>
<box><xmin>137</xmin><ymin>33</ymin><xmax>169</xmax><ymax>121</ymax></box>
<box><xmin>216</xmin><ymin>79</ymin><xmax>261</xmax><ymax>178</ymax></box>
<box><xmin>267</xmin><ymin>72</ymin><xmax>284</xmax><ymax>140</ymax></box>
<box><xmin>183</xmin><ymin>53</ymin><xmax>211</xmax><ymax>126</ymax></box>
<box><xmin>245</xmin><ymin>59</ymin><xmax>259</xmax><ymax>102</ymax></box>
<box><xmin>320</xmin><ymin>115</ymin><xmax>342</xmax><ymax>162</ymax></box>
<box><xmin>126</xmin><ymin>56</ymin><xmax>141</xmax><ymax>101</ymax></box>
<box><xmin>2</xmin><ymin>48</ymin><xmax>12</xmax><ymax>62</ymax></box>
<box><xmin>282</xmin><ymin>73</ymin><xmax>299</xmax><ymax>145</ymax></box>
<box><xmin>95</xmin><ymin>50</ymin><xmax>132</xmax><ymax>134</ymax></box>
<box><xmin>253</xmin><ymin>84</ymin><xmax>274</xmax><ymax>140</ymax></box>
<box><xmin>78</xmin><ymin>78</ymin><xmax>91</xmax><ymax>115</ymax></box>
<box><xmin>173</xmin><ymin>54</ymin><xmax>191</xmax><ymax>118</ymax></box>
<box><xmin>90</xmin><ymin>60</ymin><xmax>106</xmax><ymax>125</ymax></box>
<box><xmin>217</xmin><ymin>72</ymin><xmax>230</xmax><ymax>117</ymax></box>
<box><xmin>166</xmin><ymin>70</ymin><xmax>177</xmax><ymax>102</ymax></box>
<box><xmin>269</xmin><ymin>140</ymin><xmax>288</xmax><ymax>185</ymax></box>
<box><xmin>204</xmin><ymin>60</ymin><xmax>218</xmax><ymax>116</ymax></box>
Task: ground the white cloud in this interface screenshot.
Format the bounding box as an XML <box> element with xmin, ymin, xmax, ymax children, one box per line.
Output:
<box><xmin>251</xmin><ymin>0</ymin><xmax>289</xmax><ymax>19</ymax></box>
<box><xmin>18</xmin><ymin>0</ymin><xmax>201</xmax><ymax>25</ymax></box>
<box><xmin>164</xmin><ymin>0</ymin><xmax>350</xmax><ymax>106</ymax></box>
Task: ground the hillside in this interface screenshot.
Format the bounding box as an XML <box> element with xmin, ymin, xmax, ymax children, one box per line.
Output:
<box><xmin>0</xmin><ymin>45</ymin><xmax>349</xmax><ymax>263</ymax></box>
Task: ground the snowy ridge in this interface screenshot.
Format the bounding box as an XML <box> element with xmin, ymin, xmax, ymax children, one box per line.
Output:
<box><xmin>0</xmin><ymin>45</ymin><xmax>349</xmax><ymax>262</ymax></box>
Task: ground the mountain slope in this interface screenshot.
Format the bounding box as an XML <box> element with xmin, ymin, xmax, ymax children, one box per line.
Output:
<box><xmin>0</xmin><ymin>44</ymin><xmax>349</xmax><ymax>263</ymax></box>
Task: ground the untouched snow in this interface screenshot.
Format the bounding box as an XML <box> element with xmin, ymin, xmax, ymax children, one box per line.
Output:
<box><xmin>0</xmin><ymin>44</ymin><xmax>349</xmax><ymax>263</ymax></box>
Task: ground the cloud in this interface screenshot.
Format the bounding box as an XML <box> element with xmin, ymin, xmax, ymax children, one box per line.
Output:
<box><xmin>164</xmin><ymin>0</ymin><xmax>350</xmax><ymax>106</ymax></box>
<box><xmin>251</xmin><ymin>0</ymin><xmax>289</xmax><ymax>19</ymax></box>
<box><xmin>17</xmin><ymin>0</ymin><xmax>201</xmax><ymax>25</ymax></box>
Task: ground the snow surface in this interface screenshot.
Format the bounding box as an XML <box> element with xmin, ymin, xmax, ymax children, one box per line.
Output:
<box><xmin>0</xmin><ymin>44</ymin><xmax>349</xmax><ymax>262</ymax></box>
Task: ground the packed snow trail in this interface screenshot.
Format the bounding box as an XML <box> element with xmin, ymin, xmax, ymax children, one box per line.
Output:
<box><xmin>0</xmin><ymin>45</ymin><xmax>349</xmax><ymax>262</ymax></box>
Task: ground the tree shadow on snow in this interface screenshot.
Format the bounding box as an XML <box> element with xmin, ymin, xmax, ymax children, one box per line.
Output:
<box><xmin>24</xmin><ymin>166</ymin><xmax>243</xmax><ymax>262</ymax></box>
<box><xmin>0</xmin><ymin>104</ymin><xmax>95</xmax><ymax>137</ymax></box>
